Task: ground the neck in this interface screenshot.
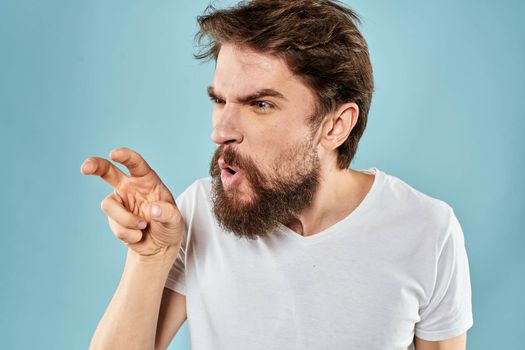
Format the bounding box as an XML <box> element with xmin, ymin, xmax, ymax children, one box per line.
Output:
<box><xmin>284</xmin><ymin>166</ymin><xmax>375</xmax><ymax>236</ymax></box>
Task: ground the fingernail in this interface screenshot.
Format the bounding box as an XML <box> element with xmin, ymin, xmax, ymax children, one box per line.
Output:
<box><xmin>137</xmin><ymin>221</ymin><xmax>147</xmax><ymax>230</ymax></box>
<box><xmin>81</xmin><ymin>160</ymin><xmax>92</xmax><ymax>173</ymax></box>
<box><xmin>109</xmin><ymin>149</ymin><xmax>119</xmax><ymax>158</ymax></box>
<box><xmin>151</xmin><ymin>205</ymin><xmax>161</xmax><ymax>218</ymax></box>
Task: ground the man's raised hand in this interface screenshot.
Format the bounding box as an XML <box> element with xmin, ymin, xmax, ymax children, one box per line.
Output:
<box><xmin>80</xmin><ymin>147</ymin><xmax>185</xmax><ymax>257</ymax></box>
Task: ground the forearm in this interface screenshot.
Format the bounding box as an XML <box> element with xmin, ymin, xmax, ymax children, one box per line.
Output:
<box><xmin>89</xmin><ymin>244</ymin><xmax>180</xmax><ymax>350</ymax></box>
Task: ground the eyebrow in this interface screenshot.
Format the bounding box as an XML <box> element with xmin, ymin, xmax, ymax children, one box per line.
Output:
<box><xmin>207</xmin><ymin>86</ymin><xmax>288</xmax><ymax>104</ymax></box>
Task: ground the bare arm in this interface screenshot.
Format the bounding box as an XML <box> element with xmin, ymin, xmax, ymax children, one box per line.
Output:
<box><xmin>89</xmin><ymin>246</ymin><xmax>180</xmax><ymax>350</ymax></box>
<box><xmin>81</xmin><ymin>148</ymin><xmax>187</xmax><ymax>350</ymax></box>
<box><xmin>414</xmin><ymin>332</ymin><xmax>467</xmax><ymax>350</ymax></box>
<box><xmin>155</xmin><ymin>288</ymin><xmax>187</xmax><ymax>350</ymax></box>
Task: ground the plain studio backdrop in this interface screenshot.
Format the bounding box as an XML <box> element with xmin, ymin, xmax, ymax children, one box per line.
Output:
<box><xmin>1</xmin><ymin>0</ymin><xmax>524</xmax><ymax>349</ymax></box>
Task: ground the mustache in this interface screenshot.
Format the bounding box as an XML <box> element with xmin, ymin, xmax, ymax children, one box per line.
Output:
<box><xmin>209</xmin><ymin>145</ymin><xmax>264</xmax><ymax>185</ymax></box>
<box><xmin>222</xmin><ymin>146</ymin><xmax>242</xmax><ymax>168</ymax></box>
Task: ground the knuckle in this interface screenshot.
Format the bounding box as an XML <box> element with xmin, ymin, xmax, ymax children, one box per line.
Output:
<box><xmin>100</xmin><ymin>197</ymin><xmax>110</xmax><ymax>213</ymax></box>
<box><xmin>172</xmin><ymin>210</ymin><xmax>183</xmax><ymax>226</ymax></box>
<box><xmin>162</xmin><ymin>203</ymin><xmax>173</xmax><ymax>219</ymax></box>
<box><xmin>100</xmin><ymin>193</ymin><xmax>116</xmax><ymax>213</ymax></box>
<box><xmin>166</xmin><ymin>206</ymin><xmax>183</xmax><ymax>226</ymax></box>
<box><xmin>113</xmin><ymin>227</ymin><xmax>128</xmax><ymax>241</ymax></box>
<box><xmin>128</xmin><ymin>215</ymin><xmax>141</xmax><ymax>228</ymax></box>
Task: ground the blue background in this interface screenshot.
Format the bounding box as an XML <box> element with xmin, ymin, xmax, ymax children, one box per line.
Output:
<box><xmin>1</xmin><ymin>0</ymin><xmax>523</xmax><ymax>349</ymax></box>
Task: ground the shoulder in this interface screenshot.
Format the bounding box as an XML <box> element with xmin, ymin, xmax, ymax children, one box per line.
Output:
<box><xmin>380</xmin><ymin>169</ymin><xmax>450</xmax><ymax>210</ymax></box>
<box><xmin>380</xmin><ymin>168</ymin><xmax>452</xmax><ymax>215</ymax></box>
<box><xmin>375</xmin><ymin>168</ymin><xmax>459</xmax><ymax>245</ymax></box>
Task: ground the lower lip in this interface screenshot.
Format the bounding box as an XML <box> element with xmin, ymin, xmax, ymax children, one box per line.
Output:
<box><xmin>220</xmin><ymin>168</ymin><xmax>243</xmax><ymax>189</ymax></box>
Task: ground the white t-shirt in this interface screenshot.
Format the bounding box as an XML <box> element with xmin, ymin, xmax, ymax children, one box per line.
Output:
<box><xmin>165</xmin><ymin>167</ymin><xmax>473</xmax><ymax>350</ymax></box>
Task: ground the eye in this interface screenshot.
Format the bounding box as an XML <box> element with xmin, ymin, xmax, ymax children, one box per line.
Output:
<box><xmin>252</xmin><ymin>101</ymin><xmax>273</xmax><ymax>110</ymax></box>
<box><xmin>210</xmin><ymin>96</ymin><xmax>225</xmax><ymax>104</ymax></box>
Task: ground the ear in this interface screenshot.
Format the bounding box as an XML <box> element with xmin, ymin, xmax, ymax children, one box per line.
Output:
<box><xmin>319</xmin><ymin>102</ymin><xmax>359</xmax><ymax>151</ymax></box>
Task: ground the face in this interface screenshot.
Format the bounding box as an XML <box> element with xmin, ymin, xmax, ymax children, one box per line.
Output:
<box><xmin>208</xmin><ymin>43</ymin><xmax>321</xmax><ymax>240</ymax></box>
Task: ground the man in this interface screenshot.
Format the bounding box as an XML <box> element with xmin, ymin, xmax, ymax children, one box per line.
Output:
<box><xmin>82</xmin><ymin>1</ymin><xmax>473</xmax><ymax>349</ymax></box>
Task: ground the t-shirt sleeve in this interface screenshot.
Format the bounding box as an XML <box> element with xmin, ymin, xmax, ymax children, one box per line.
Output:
<box><xmin>414</xmin><ymin>207</ymin><xmax>474</xmax><ymax>341</ymax></box>
<box><xmin>163</xmin><ymin>185</ymin><xmax>193</xmax><ymax>296</ymax></box>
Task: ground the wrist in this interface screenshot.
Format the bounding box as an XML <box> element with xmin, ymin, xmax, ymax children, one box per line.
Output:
<box><xmin>126</xmin><ymin>243</ymin><xmax>181</xmax><ymax>267</ymax></box>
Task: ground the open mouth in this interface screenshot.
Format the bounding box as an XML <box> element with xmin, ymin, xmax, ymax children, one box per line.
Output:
<box><xmin>219</xmin><ymin>158</ymin><xmax>240</xmax><ymax>175</ymax></box>
<box><xmin>218</xmin><ymin>158</ymin><xmax>242</xmax><ymax>190</ymax></box>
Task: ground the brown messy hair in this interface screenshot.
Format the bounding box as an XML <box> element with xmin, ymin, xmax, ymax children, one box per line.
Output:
<box><xmin>195</xmin><ymin>0</ymin><xmax>374</xmax><ymax>169</ymax></box>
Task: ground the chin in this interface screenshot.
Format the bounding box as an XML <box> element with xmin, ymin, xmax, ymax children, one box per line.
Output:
<box><xmin>225</xmin><ymin>186</ymin><xmax>255</xmax><ymax>207</ymax></box>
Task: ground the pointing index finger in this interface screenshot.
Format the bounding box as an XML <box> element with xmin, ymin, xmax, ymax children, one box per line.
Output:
<box><xmin>110</xmin><ymin>147</ymin><xmax>153</xmax><ymax>177</ymax></box>
<box><xmin>80</xmin><ymin>157</ymin><xmax>127</xmax><ymax>188</ymax></box>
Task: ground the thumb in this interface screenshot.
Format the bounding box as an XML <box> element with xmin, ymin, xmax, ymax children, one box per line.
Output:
<box><xmin>149</xmin><ymin>201</ymin><xmax>183</xmax><ymax>230</ymax></box>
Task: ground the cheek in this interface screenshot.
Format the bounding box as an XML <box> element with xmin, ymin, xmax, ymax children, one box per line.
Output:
<box><xmin>250</xmin><ymin>138</ymin><xmax>299</xmax><ymax>174</ymax></box>
<box><xmin>243</xmin><ymin>115</ymin><xmax>311</xmax><ymax>170</ymax></box>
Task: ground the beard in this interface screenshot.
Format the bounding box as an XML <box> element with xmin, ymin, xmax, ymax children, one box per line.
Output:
<box><xmin>209</xmin><ymin>135</ymin><xmax>320</xmax><ymax>240</ymax></box>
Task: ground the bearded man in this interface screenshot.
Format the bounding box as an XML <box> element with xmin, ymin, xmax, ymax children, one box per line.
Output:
<box><xmin>82</xmin><ymin>1</ymin><xmax>473</xmax><ymax>349</ymax></box>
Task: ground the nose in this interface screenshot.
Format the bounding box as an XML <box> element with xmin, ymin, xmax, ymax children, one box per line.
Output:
<box><xmin>210</xmin><ymin>104</ymin><xmax>244</xmax><ymax>146</ymax></box>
